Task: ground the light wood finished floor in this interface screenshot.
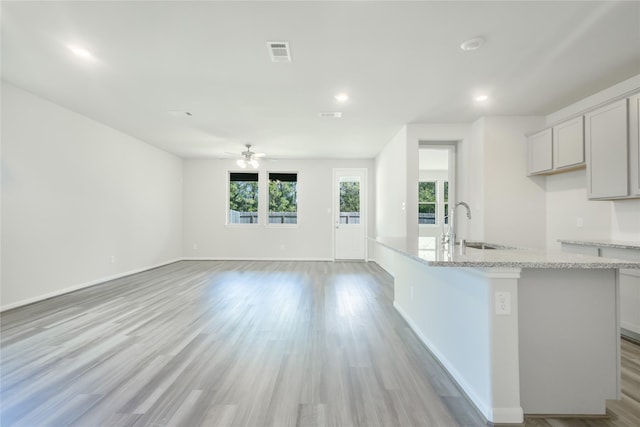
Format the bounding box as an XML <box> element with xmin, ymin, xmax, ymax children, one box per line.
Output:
<box><xmin>1</xmin><ymin>261</ymin><xmax>638</xmax><ymax>427</ymax></box>
<box><xmin>1</xmin><ymin>261</ymin><xmax>486</xmax><ymax>426</ymax></box>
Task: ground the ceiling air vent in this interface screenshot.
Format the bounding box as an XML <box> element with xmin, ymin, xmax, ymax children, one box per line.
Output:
<box><xmin>318</xmin><ymin>112</ymin><xmax>343</xmax><ymax>118</ymax></box>
<box><xmin>267</xmin><ymin>41</ymin><xmax>291</xmax><ymax>62</ymax></box>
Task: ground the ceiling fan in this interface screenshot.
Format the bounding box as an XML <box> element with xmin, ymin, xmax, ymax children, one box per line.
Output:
<box><xmin>234</xmin><ymin>144</ymin><xmax>266</xmax><ymax>169</ymax></box>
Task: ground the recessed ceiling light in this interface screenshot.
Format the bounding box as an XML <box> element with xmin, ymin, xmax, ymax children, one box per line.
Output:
<box><xmin>475</xmin><ymin>94</ymin><xmax>489</xmax><ymax>102</ymax></box>
<box><xmin>67</xmin><ymin>45</ymin><xmax>94</xmax><ymax>60</ymax></box>
<box><xmin>335</xmin><ymin>93</ymin><xmax>349</xmax><ymax>103</ymax></box>
<box><xmin>460</xmin><ymin>37</ymin><xmax>485</xmax><ymax>51</ymax></box>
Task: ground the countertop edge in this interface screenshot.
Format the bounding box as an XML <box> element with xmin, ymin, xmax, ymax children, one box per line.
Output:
<box><xmin>371</xmin><ymin>237</ymin><xmax>640</xmax><ymax>269</ymax></box>
<box><xmin>558</xmin><ymin>239</ymin><xmax>640</xmax><ymax>250</ymax></box>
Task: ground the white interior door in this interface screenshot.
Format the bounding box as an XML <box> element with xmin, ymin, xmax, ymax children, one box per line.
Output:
<box><xmin>333</xmin><ymin>169</ymin><xmax>366</xmax><ymax>260</ymax></box>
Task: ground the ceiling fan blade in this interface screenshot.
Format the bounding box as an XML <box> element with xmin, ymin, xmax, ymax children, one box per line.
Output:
<box><xmin>253</xmin><ymin>152</ymin><xmax>266</xmax><ymax>158</ymax></box>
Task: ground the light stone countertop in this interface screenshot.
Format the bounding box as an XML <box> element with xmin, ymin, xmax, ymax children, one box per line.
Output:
<box><xmin>372</xmin><ymin>237</ymin><xmax>640</xmax><ymax>269</ymax></box>
<box><xmin>558</xmin><ymin>239</ymin><xmax>640</xmax><ymax>250</ymax></box>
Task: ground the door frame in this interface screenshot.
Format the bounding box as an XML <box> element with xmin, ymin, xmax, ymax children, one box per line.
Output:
<box><xmin>332</xmin><ymin>168</ymin><xmax>368</xmax><ymax>261</ymax></box>
<box><xmin>418</xmin><ymin>142</ymin><xmax>457</xmax><ymax>217</ymax></box>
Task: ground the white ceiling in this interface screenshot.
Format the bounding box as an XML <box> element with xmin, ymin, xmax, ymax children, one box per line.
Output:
<box><xmin>2</xmin><ymin>1</ymin><xmax>639</xmax><ymax>159</ymax></box>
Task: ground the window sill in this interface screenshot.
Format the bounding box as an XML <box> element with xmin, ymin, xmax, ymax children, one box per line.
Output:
<box><xmin>266</xmin><ymin>223</ymin><xmax>299</xmax><ymax>229</ymax></box>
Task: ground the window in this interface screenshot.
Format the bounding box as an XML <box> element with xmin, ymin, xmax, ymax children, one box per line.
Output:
<box><xmin>444</xmin><ymin>181</ymin><xmax>449</xmax><ymax>225</ymax></box>
<box><xmin>268</xmin><ymin>173</ymin><xmax>297</xmax><ymax>224</ymax></box>
<box><xmin>339</xmin><ymin>177</ymin><xmax>360</xmax><ymax>224</ymax></box>
<box><xmin>418</xmin><ymin>181</ymin><xmax>437</xmax><ymax>224</ymax></box>
<box><xmin>229</xmin><ymin>172</ymin><xmax>259</xmax><ymax>224</ymax></box>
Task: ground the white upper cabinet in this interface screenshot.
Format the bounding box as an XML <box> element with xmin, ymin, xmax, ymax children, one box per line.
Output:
<box><xmin>629</xmin><ymin>93</ymin><xmax>640</xmax><ymax>196</ymax></box>
<box><xmin>529</xmin><ymin>91</ymin><xmax>639</xmax><ymax>200</ymax></box>
<box><xmin>527</xmin><ymin>128</ymin><xmax>553</xmax><ymax>175</ymax></box>
<box><xmin>553</xmin><ymin>116</ymin><xmax>584</xmax><ymax>169</ymax></box>
<box><xmin>585</xmin><ymin>98</ymin><xmax>629</xmax><ymax>200</ymax></box>
<box><xmin>527</xmin><ymin>117</ymin><xmax>585</xmax><ymax>176</ymax></box>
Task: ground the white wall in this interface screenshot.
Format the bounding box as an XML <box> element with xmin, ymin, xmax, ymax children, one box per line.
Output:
<box><xmin>1</xmin><ymin>82</ymin><xmax>183</xmax><ymax>310</ymax></box>
<box><xmin>468</xmin><ymin>118</ymin><xmax>486</xmax><ymax>242</ymax></box>
<box><xmin>419</xmin><ymin>169</ymin><xmax>449</xmax><ymax>182</ymax></box>
<box><xmin>182</xmin><ymin>158</ymin><xmax>375</xmax><ymax>260</ymax></box>
<box><xmin>414</xmin><ymin>118</ymin><xmax>548</xmax><ymax>249</ymax></box>
<box><xmin>482</xmin><ymin>117</ymin><xmax>547</xmax><ymax>249</ymax></box>
<box><xmin>375</xmin><ymin>126</ymin><xmax>407</xmax><ymax>238</ymax></box>
<box><xmin>546</xmin><ymin>170</ymin><xmax>612</xmax><ymax>252</ymax></box>
<box><xmin>612</xmin><ymin>199</ymin><xmax>640</xmax><ymax>241</ymax></box>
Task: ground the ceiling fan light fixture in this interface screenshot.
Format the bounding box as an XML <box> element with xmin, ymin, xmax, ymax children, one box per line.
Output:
<box><xmin>233</xmin><ymin>144</ymin><xmax>262</xmax><ymax>168</ymax></box>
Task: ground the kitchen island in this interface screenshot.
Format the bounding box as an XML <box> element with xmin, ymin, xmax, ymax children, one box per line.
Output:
<box><xmin>369</xmin><ymin>237</ymin><xmax>640</xmax><ymax>424</ymax></box>
<box><xmin>559</xmin><ymin>239</ymin><xmax>640</xmax><ymax>343</ymax></box>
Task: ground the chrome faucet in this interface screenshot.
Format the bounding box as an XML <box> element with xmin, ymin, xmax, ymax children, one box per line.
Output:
<box><xmin>443</xmin><ymin>201</ymin><xmax>472</xmax><ymax>246</ymax></box>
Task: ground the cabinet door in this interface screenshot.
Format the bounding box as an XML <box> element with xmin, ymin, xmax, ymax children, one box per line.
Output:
<box><xmin>629</xmin><ymin>94</ymin><xmax>640</xmax><ymax>196</ymax></box>
<box><xmin>620</xmin><ymin>270</ymin><xmax>640</xmax><ymax>336</ymax></box>
<box><xmin>527</xmin><ymin>128</ymin><xmax>553</xmax><ymax>175</ymax></box>
<box><xmin>586</xmin><ymin>98</ymin><xmax>628</xmax><ymax>199</ymax></box>
<box><xmin>553</xmin><ymin>116</ymin><xmax>584</xmax><ymax>169</ymax></box>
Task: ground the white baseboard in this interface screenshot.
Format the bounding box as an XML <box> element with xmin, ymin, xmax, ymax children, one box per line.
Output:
<box><xmin>488</xmin><ymin>407</ymin><xmax>526</xmax><ymax>424</ymax></box>
<box><xmin>621</xmin><ymin>320</ymin><xmax>640</xmax><ymax>335</ymax></box>
<box><xmin>0</xmin><ymin>258</ymin><xmax>182</xmax><ymax>312</ymax></box>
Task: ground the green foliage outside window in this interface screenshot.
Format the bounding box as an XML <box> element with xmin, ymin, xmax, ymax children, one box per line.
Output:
<box><xmin>444</xmin><ymin>181</ymin><xmax>449</xmax><ymax>224</ymax></box>
<box><xmin>418</xmin><ymin>181</ymin><xmax>437</xmax><ymax>224</ymax></box>
<box><xmin>269</xmin><ymin>173</ymin><xmax>297</xmax><ymax>224</ymax></box>
<box><xmin>229</xmin><ymin>181</ymin><xmax>258</xmax><ymax>212</ymax></box>
<box><xmin>418</xmin><ymin>181</ymin><xmax>436</xmax><ymax>203</ymax></box>
<box><xmin>340</xmin><ymin>181</ymin><xmax>360</xmax><ymax>213</ymax></box>
<box><xmin>269</xmin><ymin>181</ymin><xmax>297</xmax><ymax>213</ymax></box>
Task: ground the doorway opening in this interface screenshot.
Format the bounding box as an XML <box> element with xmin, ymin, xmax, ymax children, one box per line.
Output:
<box><xmin>418</xmin><ymin>143</ymin><xmax>456</xmax><ymax>260</ymax></box>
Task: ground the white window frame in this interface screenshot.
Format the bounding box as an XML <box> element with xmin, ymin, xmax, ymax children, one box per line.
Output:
<box><xmin>418</xmin><ymin>180</ymin><xmax>438</xmax><ymax>226</ymax></box>
<box><xmin>443</xmin><ymin>180</ymin><xmax>449</xmax><ymax>226</ymax></box>
<box><xmin>418</xmin><ymin>142</ymin><xmax>457</xmax><ymax>229</ymax></box>
<box><xmin>266</xmin><ymin>171</ymin><xmax>299</xmax><ymax>228</ymax></box>
<box><xmin>226</xmin><ymin>170</ymin><xmax>261</xmax><ymax>227</ymax></box>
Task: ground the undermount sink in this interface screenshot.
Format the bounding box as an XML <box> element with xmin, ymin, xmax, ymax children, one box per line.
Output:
<box><xmin>464</xmin><ymin>241</ymin><xmax>515</xmax><ymax>250</ymax></box>
<box><xmin>465</xmin><ymin>242</ymin><xmax>497</xmax><ymax>250</ymax></box>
